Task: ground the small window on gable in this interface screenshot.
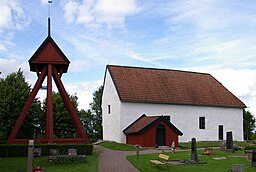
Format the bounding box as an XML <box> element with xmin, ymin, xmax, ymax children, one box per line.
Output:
<box><xmin>108</xmin><ymin>105</ymin><xmax>111</xmax><ymax>114</ymax></box>
<box><xmin>199</xmin><ymin>117</ymin><xmax>205</xmax><ymax>129</ymax></box>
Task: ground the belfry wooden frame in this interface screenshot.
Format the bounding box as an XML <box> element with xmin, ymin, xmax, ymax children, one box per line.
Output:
<box><xmin>7</xmin><ymin>18</ymin><xmax>89</xmax><ymax>144</ymax></box>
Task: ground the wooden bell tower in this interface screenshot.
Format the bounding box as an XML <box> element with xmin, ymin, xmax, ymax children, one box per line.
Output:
<box><xmin>7</xmin><ymin>18</ymin><xmax>90</xmax><ymax>144</ymax></box>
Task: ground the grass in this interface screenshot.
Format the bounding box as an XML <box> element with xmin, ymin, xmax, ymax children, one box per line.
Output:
<box><xmin>98</xmin><ymin>141</ymin><xmax>137</xmax><ymax>151</ymax></box>
<box><xmin>179</xmin><ymin>141</ymin><xmax>255</xmax><ymax>149</ymax></box>
<box><xmin>0</xmin><ymin>151</ymin><xmax>99</xmax><ymax>172</ymax></box>
<box><xmin>127</xmin><ymin>149</ymin><xmax>255</xmax><ymax>172</ymax></box>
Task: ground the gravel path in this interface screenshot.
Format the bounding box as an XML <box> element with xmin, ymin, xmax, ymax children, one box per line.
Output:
<box><xmin>94</xmin><ymin>145</ymin><xmax>164</xmax><ymax>172</ymax></box>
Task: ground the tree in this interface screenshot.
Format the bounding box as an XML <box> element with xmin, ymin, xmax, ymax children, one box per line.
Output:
<box><xmin>0</xmin><ymin>69</ymin><xmax>43</xmax><ymax>140</ymax></box>
<box><xmin>89</xmin><ymin>86</ymin><xmax>103</xmax><ymax>140</ymax></box>
<box><xmin>42</xmin><ymin>92</ymin><xmax>80</xmax><ymax>138</ymax></box>
<box><xmin>79</xmin><ymin>109</ymin><xmax>94</xmax><ymax>139</ymax></box>
<box><xmin>243</xmin><ymin>109</ymin><xmax>256</xmax><ymax>140</ymax></box>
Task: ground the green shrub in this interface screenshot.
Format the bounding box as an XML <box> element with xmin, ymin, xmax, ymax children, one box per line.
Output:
<box><xmin>0</xmin><ymin>144</ymin><xmax>93</xmax><ymax>157</ymax></box>
<box><xmin>244</xmin><ymin>145</ymin><xmax>256</xmax><ymax>152</ymax></box>
<box><xmin>49</xmin><ymin>155</ymin><xmax>87</xmax><ymax>164</ymax></box>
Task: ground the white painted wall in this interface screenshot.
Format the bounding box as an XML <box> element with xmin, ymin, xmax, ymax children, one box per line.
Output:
<box><xmin>102</xmin><ymin>69</ymin><xmax>122</xmax><ymax>142</ymax></box>
<box><xmin>102</xmin><ymin>69</ymin><xmax>244</xmax><ymax>143</ymax></box>
<box><xmin>120</xmin><ymin>102</ymin><xmax>244</xmax><ymax>142</ymax></box>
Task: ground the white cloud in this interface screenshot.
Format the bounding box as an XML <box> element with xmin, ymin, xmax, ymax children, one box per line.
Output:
<box><xmin>183</xmin><ymin>67</ymin><xmax>256</xmax><ymax>117</ymax></box>
<box><xmin>63</xmin><ymin>33</ymin><xmax>135</xmax><ymax>65</ymax></box>
<box><xmin>65</xmin><ymin>80</ymin><xmax>103</xmax><ymax>110</ymax></box>
<box><xmin>76</xmin><ymin>0</ymin><xmax>95</xmax><ymax>24</ymax></box>
<box><xmin>166</xmin><ymin>0</ymin><xmax>251</xmax><ymax>31</ymax></box>
<box><xmin>136</xmin><ymin>0</ymin><xmax>256</xmax><ymax>71</ymax></box>
<box><xmin>63</xmin><ymin>1</ymin><xmax>80</xmax><ymax>23</ymax></box>
<box><xmin>0</xmin><ymin>1</ymin><xmax>28</xmax><ymax>30</ymax></box>
<box><xmin>95</xmin><ymin>0</ymin><xmax>139</xmax><ymax>24</ymax></box>
<box><xmin>211</xmin><ymin>69</ymin><xmax>256</xmax><ymax>117</ymax></box>
<box><xmin>69</xmin><ymin>59</ymin><xmax>90</xmax><ymax>73</ymax></box>
<box><xmin>0</xmin><ymin>43</ymin><xmax>7</xmax><ymax>51</ymax></box>
<box><xmin>0</xmin><ymin>58</ymin><xmax>102</xmax><ymax>111</ymax></box>
<box><xmin>62</xmin><ymin>0</ymin><xmax>140</xmax><ymax>27</ymax></box>
<box><xmin>0</xmin><ymin>58</ymin><xmax>19</xmax><ymax>76</ymax></box>
<box><xmin>40</xmin><ymin>0</ymin><xmax>49</xmax><ymax>5</ymax></box>
<box><xmin>0</xmin><ymin>2</ymin><xmax>12</xmax><ymax>29</ymax></box>
<box><xmin>0</xmin><ymin>58</ymin><xmax>34</xmax><ymax>81</ymax></box>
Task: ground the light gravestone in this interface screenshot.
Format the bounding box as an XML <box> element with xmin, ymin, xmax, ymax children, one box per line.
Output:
<box><xmin>232</xmin><ymin>164</ymin><xmax>244</xmax><ymax>172</ymax></box>
<box><xmin>27</xmin><ymin>140</ymin><xmax>34</xmax><ymax>172</ymax></box>
<box><xmin>68</xmin><ymin>148</ymin><xmax>77</xmax><ymax>155</ymax></box>
<box><xmin>220</xmin><ymin>141</ymin><xmax>226</xmax><ymax>152</ymax></box>
<box><xmin>190</xmin><ymin>138</ymin><xmax>198</xmax><ymax>162</ymax></box>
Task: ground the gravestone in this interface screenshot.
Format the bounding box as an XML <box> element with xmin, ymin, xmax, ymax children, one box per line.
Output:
<box><xmin>33</xmin><ymin>148</ymin><xmax>42</xmax><ymax>157</ymax></box>
<box><xmin>171</xmin><ymin>141</ymin><xmax>175</xmax><ymax>153</ymax></box>
<box><xmin>49</xmin><ymin>149</ymin><xmax>59</xmax><ymax>156</ymax></box>
<box><xmin>232</xmin><ymin>164</ymin><xmax>244</xmax><ymax>172</ymax></box>
<box><xmin>204</xmin><ymin>147</ymin><xmax>213</xmax><ymax>155</ymax></box>
<box><xmin>27</xmin><ymin>140</ymin><xmax>34</xmax><ymax>172</ymax></box>
<box><xmin>252</xmin><ymin>148</ymin><xmax>256</xmax><ymax>168</ymax></box>
<box><xmin>220</xmin><ymin>141</ymin><xmax>226</xmax><ymax>152</ymax></box>
<box><xmin>135</xmin><ymin>145</ymin><xmax>140</xmax><ymax>160</ymax></box>
<box><xmin>226</xmin><ymin>131</ymin><xmax>234</xmax><ymax>152</ymax></box>
<box><xmin>190</xmin><ymin>138</ymin><xmax>198</xmax><ymax>162</ymax></box>
<box><xmin>68</xmin><ymin>148</ymin><xmax>77</xmax><ymax>155</ymax></box>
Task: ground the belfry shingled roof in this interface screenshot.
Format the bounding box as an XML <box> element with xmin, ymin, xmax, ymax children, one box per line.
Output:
<box><xmin>107</xmin><ymin>65</ymin><xmax>246</xmax><ymax>108</ymax></box>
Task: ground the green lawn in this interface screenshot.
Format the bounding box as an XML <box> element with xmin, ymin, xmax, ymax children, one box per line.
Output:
<box><xmin>0</xmin><ymin>152</ymin><xmax>98</xmax><ymax>172</ymax></box>
<box><xmin>127</xmin><ymin>149</ymin><xmax>255</xmax><ymax>172</ymax></box>
<box><xmin>98</xmin><ymin>141</ymin><xmax>137</xmax><ymax>151</ymax></box>
<box><xmin>179</xmin><ymin>141</ymin><xmax>254</xmax><ymax>149</ymax></box>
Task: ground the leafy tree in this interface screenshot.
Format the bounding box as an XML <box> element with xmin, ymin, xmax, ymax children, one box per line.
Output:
<box><xmin>243</xmin><ymin>109</ymin><xmax>256</xmax><ymax>140</ymax></box>
<box><xmin>0</xmin><ymin>69</ymin><xmax>43</xmax><ymax>140</ymax></box>
<box><xmin>79</xmin><ymin>109</ymin><xmax>94</xmax><ymax>139</ymax></box>
<box><xmin>42</xmin><ymin>92</ymin><xmax>80</xmax><ymax>138</ymax></box>
<box><xmin>89</xmin><ymin>86</ymin><xmax>103</xmax><ymax>140</ymax></box>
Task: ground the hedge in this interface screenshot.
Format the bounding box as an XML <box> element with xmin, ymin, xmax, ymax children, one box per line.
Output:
<box><xmin>0</xmin><ymin>144</ymin><xmax>93</xmax><ymax>157</ymax></box>
<box><xmin>244</xmin><ymin>145</ymin><xmax>256</xmax><ymax>153</ymax></box>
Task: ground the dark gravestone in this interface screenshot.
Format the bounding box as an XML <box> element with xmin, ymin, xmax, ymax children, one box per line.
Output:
<box><xmin>49</xmin><ymin>149</ymin><xmax>59</xmax><ymax>156</ymax></box>
<box><xmin>33</xmin><ymin>148</ymin><xmax>42</xmax><ymax>157</ymax></box>
<box><xmin>191</xmin><ymin>138</ymin><xmax>198</xmax><ymax>162</ymax></box>
<box><xmin>252</xmin><ymin>148</ymin><xmax>256</xmax><ymax>168</ymax></box>
<box><xmin>226</xmin><ymin>131</ymin><xmax>234</xmax><ymax>152</ymax></box>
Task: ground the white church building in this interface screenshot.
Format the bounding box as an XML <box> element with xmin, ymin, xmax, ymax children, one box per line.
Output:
<box><xmin>102</xmin><ymin>65</ymin><xmax>246</xmax><ymax>145</ymax></box>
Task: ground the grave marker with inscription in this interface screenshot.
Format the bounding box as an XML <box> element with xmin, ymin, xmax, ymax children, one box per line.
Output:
<box><xmin>190</xmin><ymin>138</ymin><xmax>198</xmax><ymax>162</ymax></box>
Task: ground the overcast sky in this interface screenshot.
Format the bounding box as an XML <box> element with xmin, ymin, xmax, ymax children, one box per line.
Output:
<box><xmin>0</xmin><ymin>0</ymin><xmax>255</xmax><ymax>116</ymax></box>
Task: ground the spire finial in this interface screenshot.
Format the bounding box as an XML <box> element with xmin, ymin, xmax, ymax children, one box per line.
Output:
<box><xmin>48</xmin><ymin>1</ymin><xmax>52</xmax><ymax>36</ymax></box>
<box><xmin>48</xmin><ymin>17</ymin><xmax>51</xmax><ymax>36</ymax></box>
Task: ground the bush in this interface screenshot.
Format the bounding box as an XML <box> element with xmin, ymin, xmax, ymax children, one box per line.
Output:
<box><xmin>0</xmin><ymin>144</ymin><xmax>93</xmax><ymax>157</ymax></box>
<box><xmin>244</xmin><ymin>145</ymin><xmax>256</xmax><ymax>153</ymax></box>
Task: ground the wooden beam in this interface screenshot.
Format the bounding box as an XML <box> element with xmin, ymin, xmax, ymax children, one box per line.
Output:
<box><xmin>7</xmin><ymin>66</ymin><xmax>47</xmax><ymax>144</ymax></box>
<box><xmin>52</xmin><ymin>67</ymin><xmax>89</xmax><ymax>143</ymax></box>
<box><xmin>46</xmin><ymin>64</ymin><xmax>54</xmax><ymax>143</ymax></box>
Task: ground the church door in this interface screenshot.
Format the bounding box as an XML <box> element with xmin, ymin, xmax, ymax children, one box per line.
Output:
<box><xmin>156</xmin><ymin>124</ymin><xmax>166</xmax><ymax>146</ymax></box>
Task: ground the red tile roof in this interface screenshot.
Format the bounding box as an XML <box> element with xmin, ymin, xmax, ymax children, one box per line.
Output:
<box><xmin>107</xmin><ymin>65</ymin><xmax>246</xmax><ymax>108</ymax></box>
<box><xmin>123</xmin><ymin>115</ymin><xmax>158</xmax><ymax>134</ymax></box>
<box><xmin>123</xmin><ymin>114</ymin><xmax>183</xmax><ymax>135</ymax></box>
